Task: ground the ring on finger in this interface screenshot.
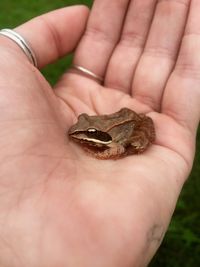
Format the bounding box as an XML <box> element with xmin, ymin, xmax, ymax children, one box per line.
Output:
<box><xmin>71</xmin><ymin>64</ymin><xmax>104</xmax><ymax>83</ymax></box>
<box><xmin>0</xmin><ymin>28</ymin><xmax>37</xmax><ymax>67</ymax></box>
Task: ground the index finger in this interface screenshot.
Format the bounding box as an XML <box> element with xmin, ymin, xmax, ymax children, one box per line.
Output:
<box><xmin>73</xmin><ymin>0</ymin><xmax>130</xmax><ymax>80</ymax></box>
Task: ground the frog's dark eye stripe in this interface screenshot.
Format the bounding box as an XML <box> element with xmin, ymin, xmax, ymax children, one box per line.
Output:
<box><xmin>86</xmin><ymin>129</ymin><xmax>112</xmax><ymax>142</ymax></box>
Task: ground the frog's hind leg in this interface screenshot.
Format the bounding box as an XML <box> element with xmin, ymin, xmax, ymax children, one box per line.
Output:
<box><xmin>127</xmin><ymin>131</ymin><xmax>150</xmax><ymax>154</ymax></box>
<box><xmin>127</xmin><ymin>115</ymin><xmax>156</xmax><ymax>155</ymax></box>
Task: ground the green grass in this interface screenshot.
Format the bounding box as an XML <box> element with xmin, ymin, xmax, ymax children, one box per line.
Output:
<box><xmin>150</xmin><ymin>129</ymin><xmax>200</xmax><ymax>266</ymax></box>
<box><xmin>0</xmin><ymin>0</ymin><xmax>200</xmax><ymax>266</ymax></box>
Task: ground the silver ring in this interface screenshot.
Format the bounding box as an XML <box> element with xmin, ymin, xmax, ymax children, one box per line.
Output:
<box><xmin>0</xmin><ymin>28</ymin><xmax>37</xmax><ymax>67</ymax></box>
<box><xmin>71</xmin><ymin>65</ymin><xmax>103</xmax><ymax>83</ymax></box>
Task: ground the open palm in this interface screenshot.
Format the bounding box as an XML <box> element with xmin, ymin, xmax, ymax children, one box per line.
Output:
<box><xmin>0</xmin><ymin>1</ymin><xmax>199</xmax><ymax>267</ymax></box>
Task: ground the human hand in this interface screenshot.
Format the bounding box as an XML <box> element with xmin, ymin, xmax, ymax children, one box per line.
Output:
<box><xmin>0</xmin><ymin>1</ymin><xmax>199</xmax><ymax>266</ymax></box>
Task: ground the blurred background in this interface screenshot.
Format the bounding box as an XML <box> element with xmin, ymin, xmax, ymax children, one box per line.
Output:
<box><xmin>0</xmin><ymin>0</ymin><xmax>199</xmax><ymax>266</ymax></box>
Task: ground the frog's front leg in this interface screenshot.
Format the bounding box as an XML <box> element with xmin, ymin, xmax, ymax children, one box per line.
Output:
<box><xmin>84</xmin><ymin>144</ymin><xmax>126</xmax><ymax>159</ymax></box>
<box><xmin>97</xmin><ymin>145</ymin><xmax>126</xmax><ymax>159</ymax></box>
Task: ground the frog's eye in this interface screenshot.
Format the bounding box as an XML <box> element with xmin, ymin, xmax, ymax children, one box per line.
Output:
<box><xmin>87</xmin><ymin>128</ymin><xmax>97</xmax><ymax>133</ymax></box>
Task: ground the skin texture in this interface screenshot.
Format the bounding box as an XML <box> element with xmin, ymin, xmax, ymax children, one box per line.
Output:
<box><xmin>0</xmin><ymin>1</ymin><xmax>199</xmax><ymax>266</ymax></box>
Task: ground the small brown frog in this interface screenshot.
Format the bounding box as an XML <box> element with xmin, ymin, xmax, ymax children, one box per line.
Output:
<box><xmin>68</xmin><ymin>108</ymin><xmax>155</xmax><ymax>159</ymax></box>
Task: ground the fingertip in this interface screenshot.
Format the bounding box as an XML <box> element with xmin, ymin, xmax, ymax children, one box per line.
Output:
<box><xmin>14</xmin><ymin>5</ymin><xmax>90</xmax><ymax>68</ymax></box>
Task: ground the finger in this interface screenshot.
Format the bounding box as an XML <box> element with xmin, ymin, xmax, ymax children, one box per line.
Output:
<box><xmin>162</xmin><ymin>0</ymin><xmax>200</xmax><ymax>133</ymax></box>
<box><xmin>12</xmin><ymin>6</ymin><xmax>89</xmax><ymax>68</ymax></box>
<box><xmin>132</xmin><ymin>0</ymin><xmax>190</xmax><ymax>111</ymax></box>
<box><xmin>104</xmin><ymin>0</ymin><xmax>157</xmax><ymax>92</ymax></box>
<box><xmin>72</xmin><ymin>0</ymin><xmax>130</xmax><ymax>80</ymax></box>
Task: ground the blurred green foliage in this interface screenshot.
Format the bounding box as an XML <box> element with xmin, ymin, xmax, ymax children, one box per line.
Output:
<box><xmin>0</xmin><ymin>0</ymin><xmax>199</xmax><ymax>266</ymax></box>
